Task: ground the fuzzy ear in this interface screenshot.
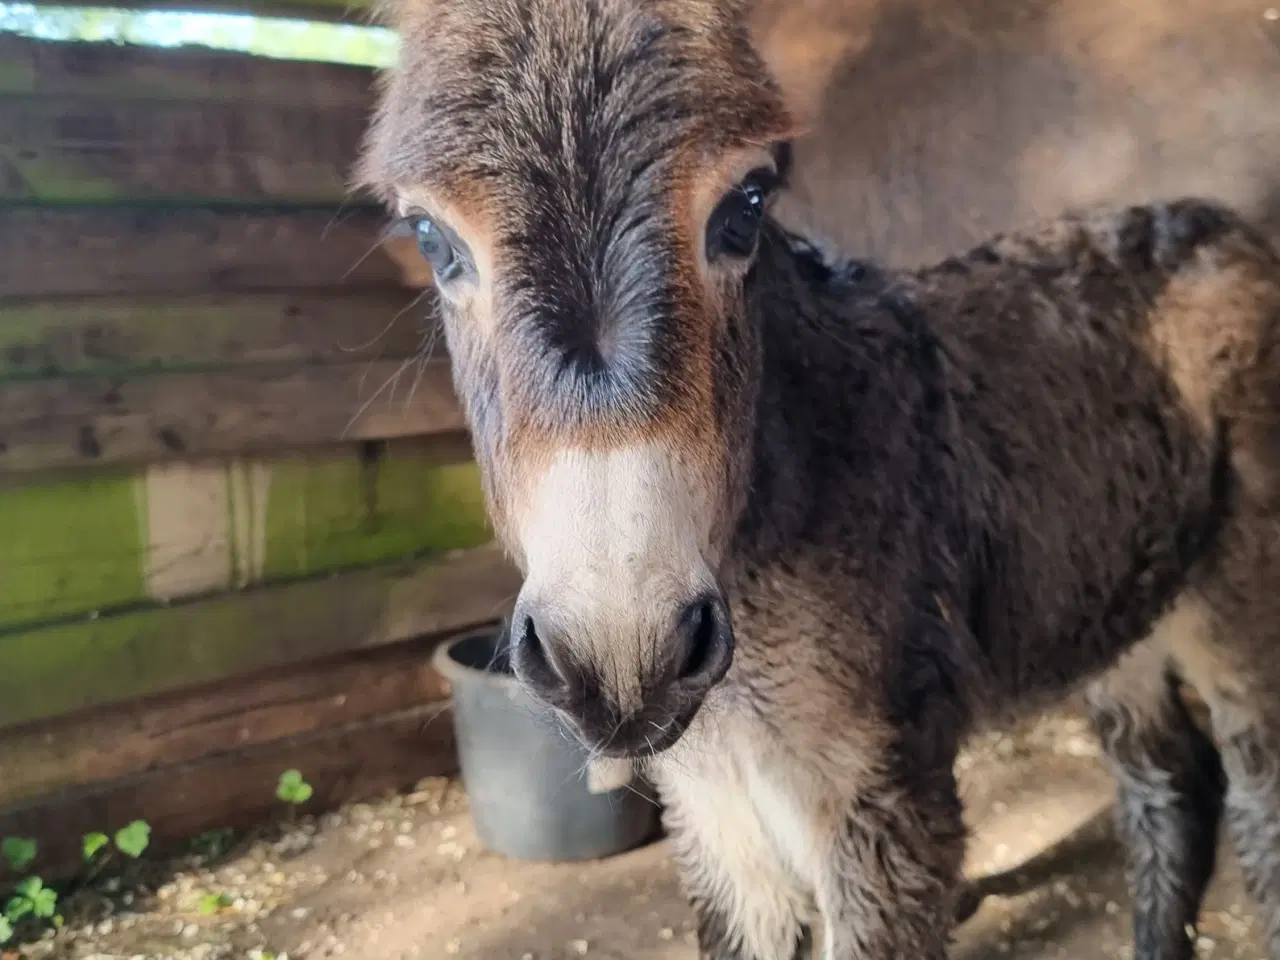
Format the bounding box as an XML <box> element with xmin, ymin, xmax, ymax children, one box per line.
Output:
<box><xmin>748</xmin><ymin>0</ymin><xmax>883</xmax><ymax>129</ymax></box>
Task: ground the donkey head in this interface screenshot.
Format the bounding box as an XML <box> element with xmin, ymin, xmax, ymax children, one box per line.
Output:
<box><xmin>361</xmin><ymin>0</ymin><xmax>797</xmax><ymax>757</ymax></box>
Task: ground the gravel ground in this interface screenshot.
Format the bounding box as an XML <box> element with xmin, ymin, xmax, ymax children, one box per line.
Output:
<box><xmin>5</xmin><ymin>709</ymin><xmax>1266</xmax><ymax>960</ymax></box>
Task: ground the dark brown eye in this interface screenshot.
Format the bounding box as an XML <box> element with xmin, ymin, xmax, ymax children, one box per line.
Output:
<box><xmin>705</xmin><ymin>169</ymin><xmax>776</xmax><ymax>262</ymax></box>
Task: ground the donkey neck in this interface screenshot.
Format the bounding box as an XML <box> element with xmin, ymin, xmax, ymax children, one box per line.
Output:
<box><xmin>731</xmin><ymin>226</ymin><xmax>963</xmax><ymax>579</ymax></box>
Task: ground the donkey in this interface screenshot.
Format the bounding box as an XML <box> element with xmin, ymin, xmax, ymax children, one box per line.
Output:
<box><xmin>359</xmin><ymin>0</ymin><xmax>1280</xmax><ymax>956</ymax></box>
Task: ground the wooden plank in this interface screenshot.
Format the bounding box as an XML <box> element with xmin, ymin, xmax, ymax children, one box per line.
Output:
<box><xmin>0</xmin><ymin>291</ymin><xmax>437</xmax><ymax>378</ymax></box>
<box><xmin>0</xmin><ymin>701</ymin><xmax>458</xmax><ymax>879</ymax></box>
<box><xmin>21</xmin><ymin>0</ymin><xmax>377</xmax><ymax>25</ymax></box>
<box><xmin>0</xmin><ymin>629</ymin><xmax>464</xmax><ymax>808</ymax></box>
<box><xmin>0</xmin><ymin>542</ymin><xmax>520</xmax><ymax>730</ymax></box>
<box><xmin>0</xmin><ymin>450</ymin><xmax>488</xmax><ymax>627</ymax></box>
<box><xmin>0</xmin><ymin>207</ymin><xmax>405</xmax><ymax>298</ymax></box>
<box><xmin>0</xmin><ymin>356</ymin><xmax>464</xmax><ymax>473</ymax></box>
<box><xmin>0</xmin><ymin>93</ymin><xmax>370</xmax><ymax>202</ymax></box>
<box><xmin>0</xmin><ymin>34</ymin><xmax>377</xmax><ymax>106</ymax></box>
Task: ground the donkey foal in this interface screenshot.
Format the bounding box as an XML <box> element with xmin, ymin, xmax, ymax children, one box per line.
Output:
<box><xmin>359</xmin><ymin>1</ymin><xmax>1280</xmax><ymax>956</ymax></box>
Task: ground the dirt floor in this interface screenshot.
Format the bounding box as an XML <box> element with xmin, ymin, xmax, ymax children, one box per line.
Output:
<box><xmin>8</xmin><ymin>707</ymin><xmax>1266</xmax><ymax>960</ymax></box>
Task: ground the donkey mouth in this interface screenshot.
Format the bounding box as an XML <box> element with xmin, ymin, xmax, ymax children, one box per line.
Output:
<box><xmin>563</xmin><ymin>698</ymin><xmax>706</xmax><ymax>761</ymax></box>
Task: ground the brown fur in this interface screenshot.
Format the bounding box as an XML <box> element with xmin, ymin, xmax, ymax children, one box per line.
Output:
<box><xmin>360</xmin><ymin>2</ymin><xmax>1280</xmax><ymax>958</ymax></box>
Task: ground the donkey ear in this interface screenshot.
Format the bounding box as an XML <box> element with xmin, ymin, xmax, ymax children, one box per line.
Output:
<box><xmin>748</xmin><ymin>0</ymin><xmax>881</xmax><ymax>128</ymax></box>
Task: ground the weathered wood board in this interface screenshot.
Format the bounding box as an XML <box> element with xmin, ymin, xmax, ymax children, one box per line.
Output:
<box><xmin>0</xmin><ymin>95</ymin><xmax>370</xmax><ymax>203</ymax></box>
<box><xmin>0</xmin><ymin>542</ymin><xmax>519</xmax><ymax>730</ymax></box>
<box><xmin>0</xmin><ymin>34</ymin><xmax>381</xmax><ymax>203</ymax></box>
<box><xmin>0</xmin><ymin>33</ymin><xmax>377</xmax><ymax>106</ymax></box>
<box><xmin>0</xmin><ymin>450</ymin><xmax>491</xmax><ymax>629</ymax></box>
<box><xmin>15</xmin><ymin>0</ymin><xmax>378</xmax><ymax>25</ymax></box>
<box><xmin>0</xmin><ymin>207</ymin><xmax>406</xmax><ymax>297</ymax></box>
<box><xmin>0</xmin><ymin>630</ymin><xmax>460</xmax><ymax>808</ymax></box>
<box><xmin>0</xmin><ymin>357</ymin><xmax>463</xmax><ymax>472</ymax></box>
<box><xmin>0</xmin><ymin>292</ymin><xmax>435</xmax><ymax>378</ymax></box>
<box><xmin>0</xmin><ymin>701</ymin><xmax>459</xmax><ymax>879</ymax></box>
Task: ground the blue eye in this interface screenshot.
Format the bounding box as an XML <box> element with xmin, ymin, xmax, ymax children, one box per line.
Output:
<box><xmin>413</xmin><ymin>216</ymin><xmax>462</xmax><ymax>281</ymax></box>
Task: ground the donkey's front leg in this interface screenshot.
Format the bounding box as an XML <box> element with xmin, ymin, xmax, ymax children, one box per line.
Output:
<box><xmin>654</xmin><ymin>757</ymin><xmax>814</xmax><ymax>960</ymax></box>
<box><xmin>817</xmin><ymin>767</ymin><xmax>968</xmax><ymax>960</ymax></box>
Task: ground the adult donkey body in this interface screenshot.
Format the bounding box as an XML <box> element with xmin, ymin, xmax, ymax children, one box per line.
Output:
<box><xmin>360</xmin><ymin>1</ymin><xmax>1280</xmax><ymax>957</ymax></box>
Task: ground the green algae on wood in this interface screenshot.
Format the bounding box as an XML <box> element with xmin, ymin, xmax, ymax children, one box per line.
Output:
<box><xmin>0</xmin><ymin>447</ymin><xmax>485</xmax><ymax>632</ymax></box>
<box><xmin>261</xmin><ymin>456</ymin><xmax>490</xmax><ymax>579</ymax></box>
<box><xmin>0</xmin><ymin>470</ymin><xmax>146</xmax><ymax>627</ymax></box>
<box><xmin>0</xmin><ymin>542</ymin><xmax>519</xmax><ymax>731</ymax></box>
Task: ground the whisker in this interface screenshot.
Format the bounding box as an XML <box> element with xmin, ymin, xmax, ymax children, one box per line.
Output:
<box><xmin>342</xmin><ymin>354</ymin><xmax>417</xmax><ymax>439</ymax></box>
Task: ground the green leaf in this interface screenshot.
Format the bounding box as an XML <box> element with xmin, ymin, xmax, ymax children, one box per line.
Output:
<box><xmin>14</xmin><ymin>876</ymin><xmax>42</xmax><ymax>899</ymax></box>
<box><xmin>0</xmin><ymin>914</ymin><xmax>12</xmax><ymax>942</ymax></box>
<box><xmin>30</xmin><ymin>887</ymin><xmax>57</xmax><ymax>919</ymax></box>
<box><xmin>1</xmin><ymin>837</ymin><xmax>37</xmax><ymax>872</ymax></box>
<box><xmin>276</xmin><ymin>769</ymin><xmax>313</xmax><ymax>805</ymax></box>
<box><xmin>5</xmin><ymin>894</ymin><xmax>32</xmax><ymax>924</ymax></box>
<box><xmin>113</xmin><ymin>820</ymin><xmax>151</xmax><ymax>859</ymax></box>
<box><xmin>197</xmin><ymin>892</ymin><xmax>234</xmax><ymax>916</ymax></box>
<box><xmin>82</xmin><ymin>832</ymin><xmax>110</xmax><ymax>862</ymax></box>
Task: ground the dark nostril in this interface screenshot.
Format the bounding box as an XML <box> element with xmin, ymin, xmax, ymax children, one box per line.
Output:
<box><xmin>676</xmin><ymin>598</ymin><xmax>721</xmax><ymax>681</ymax></box>
<box><xmin>519</xmin><ymin>615</ymin><xmax>542</xmax><ymax>659</ymax></box>
<box><xmin>512</xmin><ymin>610</ymin><xmax>574</xmax><ymax>691</ymax></box>
<box><xmin>514</xmin><ymin>612</ymin><xmax>550</xmax><ymax>671</ymax></box>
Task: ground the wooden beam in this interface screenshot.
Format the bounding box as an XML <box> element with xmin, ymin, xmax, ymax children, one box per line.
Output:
<box><xmin>0</xmin><ymin>93</ymin><xmax>370</xmax><ymax>203</ymax></box>
<box><xmin>20</xmin><ymin>0</ymin><xmax>379</xmax><ymax>25</ymax></box>
<box><xmin>0</xmin><ymin>34</ymin><xmax>378</xmax><ymax>106</ymax></box>
<box><xmin>0</xmin><ymin>291</ymin><xmax>437</xmax><ymax>378</ymax></box>
<box><xmin>0</xmin><ymin>356</ymin><xmax>464</xmax><ymax>473</ymax></box>
<box><xmin>0</xmin><ymin>543</ymin><xmax>520</xmax><ymax>730</ymax></box>
<box><xmin>0</xmin><ymin>630</ymin><xmax>462</xmax><ymax>809</ymax></box>
<box><xmin>0</xmin><ymin>701</ymin><xmax>459</xmax><ymax>880</ymax></box>
<box><xmin>0</xmin><ymin>207</ymin><xmax>404</xmax><ymax>298</ymax></box>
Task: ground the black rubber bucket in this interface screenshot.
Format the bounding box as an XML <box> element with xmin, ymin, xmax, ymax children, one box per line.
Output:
<box><xmin>433</xmin><ymin>626</ymin><xmax>662</xmax><ymax>862</ymax></box>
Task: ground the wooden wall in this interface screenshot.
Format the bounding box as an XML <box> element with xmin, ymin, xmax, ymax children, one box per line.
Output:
<box><xmin>0</xmin><ymin>24</ymin><xmax>518</xmax><ymax>867</ymax></box>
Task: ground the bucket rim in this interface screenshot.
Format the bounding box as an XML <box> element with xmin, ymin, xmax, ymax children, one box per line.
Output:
<box><xmin>432</xmin><ymin>623</ymin><xmax>520</xmax><ymax>689</ymax></box>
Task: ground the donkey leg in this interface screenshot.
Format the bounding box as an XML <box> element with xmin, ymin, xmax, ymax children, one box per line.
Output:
<box><xmin>816</xmin><ymin>767</ymin><xmax>967</xmax><ymax>960</ymax></box>
<box><xmin>655</xmin><ymin>763</ymin><xmax>813</xmax><ymax>960</ymax></box>
<box><xmin>1176</xmin><ymin>519</ymin><xmax>1280</xmax><ymax>957</ymax></box>
<box><xmin>1174</xmin><ymin>613</ymin><xmax>1280</xmax><ymax>953</ymax></box>
<box><xmin>1214</xmin><ymin>703</ymin><xmax>1280</xmax><ymax>957</ymax></box>
<box><xmin>1087</xmin><ymin>635</ymin><xmax>1225</xmax><ymax>960</ymax></box>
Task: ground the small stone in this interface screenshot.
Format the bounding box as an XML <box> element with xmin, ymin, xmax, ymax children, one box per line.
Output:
<box><xmin>292</xmin><ymin>907</ymin><xmax>309</xmax><ymax>919</ymax></box>
<box><xmin>394</xmin><ymin>834</ymin><xmax>416</xmax><ymax>848</ymax></box>
<box><xmin>570</xmin><ymin>939</ymin><xmax>590</xmax><ymax>955</ymax></box>
<box><xmin>659</xmin><ymin>927</ymin><xmax>674</xmax><ymax>940</ymax></box>
<box><xmin>445</xmin><ymin>939</ymin><xmax>461</xmax><ymax>955</ymax></box>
